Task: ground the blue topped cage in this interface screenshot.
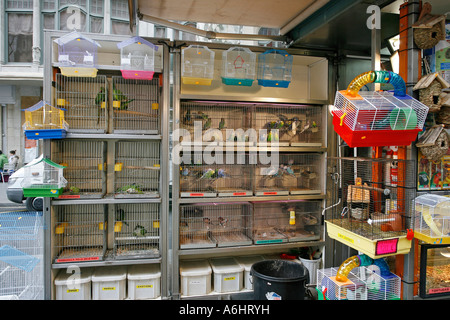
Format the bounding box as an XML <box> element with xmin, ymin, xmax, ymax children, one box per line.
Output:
<box><xmin>22</xmin><ymin>100</ymin><xmax>68</xmax><ymax>140</ymax></box>
<box><xmin>257</xmin><ymin>49</ymin><xmax>293</xmax><ymax>88</ymax></box>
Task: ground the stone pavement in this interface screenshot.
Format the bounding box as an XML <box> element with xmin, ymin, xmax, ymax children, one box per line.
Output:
<box><xmin>0</xmin><ymin>181</ymin><xmax>26</xmax><ymax>212</ymax></box>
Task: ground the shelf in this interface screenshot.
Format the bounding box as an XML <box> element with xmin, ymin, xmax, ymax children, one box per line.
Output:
<box><xmin>52</xmin><ymin>62</ymin><xmax>163</xmax><ymax>74</ymax></box>
<box><xmin>176</xmin><ymin>143</ymin><xmax>327</xmax><ymax>153</ymax></box>
<box><xmin>51</xmin><ymin>195</ymin><xmax>161</xmax><ymax>205</ymax></box>
<box><xmin>52</xmin><ymin>256</ymin><xmax>161</xmax><ymax>269</ymax></box>
<box><xmin>65</xmin><ymin>133</ymin><xmax>162</xmax><ymax>140</ymax></box>
<box><xmin>180</xmin><ymin>94</ymin><xmax>329</xmax><ymax>106</ymax></box>
<box><xmin>177</xmin><ymin>194</ymin><xmax>326</xmax><ymax>204</ymax></box>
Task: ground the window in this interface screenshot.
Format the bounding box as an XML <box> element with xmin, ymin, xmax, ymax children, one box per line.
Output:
<box><xmin>6</xmin><ymin>1</ymin><xmax>33</xmax><ymax>62</ymax></box>
<box><xmin>111</xmin><ymin>0</ymin><xmax>132</xmax><ymax>36</ymax></box>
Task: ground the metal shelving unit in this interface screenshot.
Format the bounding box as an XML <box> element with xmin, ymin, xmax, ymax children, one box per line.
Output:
<box><xmin>43</xmin><ymin>31</ymin><xmax>170</xmax><ymax>300</ymax></box>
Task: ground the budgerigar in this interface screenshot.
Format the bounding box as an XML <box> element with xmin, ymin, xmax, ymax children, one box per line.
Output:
<box><xmin>218</xmin><ymin>118</ymin><xmax>226</xmax><ymax>130</ymax></box>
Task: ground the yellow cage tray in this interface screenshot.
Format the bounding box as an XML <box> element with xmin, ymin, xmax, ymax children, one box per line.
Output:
<box><xmin>414</xmin><ymin>230</ymin><xmax>450</xmax><ymax>245</ymax></box>
<box><xmin>325</xmin><ymin>220</ymin><xmax>412</xmax><ymax>259</ymax></box>
<box><xmin>182</xmin><ymin>77</ymin><xmax>213</xmax><ymax>86</ymax></box>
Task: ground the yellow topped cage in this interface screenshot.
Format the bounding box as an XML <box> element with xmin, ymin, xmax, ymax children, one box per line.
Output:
<box><xmin>23</xmin><ymin>100</ymin><xmax>68</xmax><ymax>140</ymax></box>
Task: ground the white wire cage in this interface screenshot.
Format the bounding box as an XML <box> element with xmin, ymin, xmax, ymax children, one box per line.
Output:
<box><xmin>179</xmin><ymin>202</ymin><xmax>252</xmax><ymax>249</ymax></box>
<box><xmin>0</xmin><ymin>212</ymin><xmax>44</xmax><ymax>300</ymax></box>
<box><xmin>51</xmin><ymin>140</ymin><xmax>106</xmax><ymax>198</ymax></box>
<box><xmin>113</xmin><ymin>203</ymin><xmax>160</xmax><ymax>259</ymax></box>
<box><xmin>53</xmin><ymin>204</ymin><xmax>107</xmax><ymax>263</ymax></box>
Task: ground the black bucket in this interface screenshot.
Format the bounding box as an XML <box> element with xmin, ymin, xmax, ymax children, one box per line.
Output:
<box><xmin>250</xmin><ymin>259</ymin><xmax>309</xmax><ymax>300</ymax></box>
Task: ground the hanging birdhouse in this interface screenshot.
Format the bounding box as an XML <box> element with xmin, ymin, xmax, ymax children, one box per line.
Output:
<box><xmin>22</xmin><ymin>156</ymin><xmax>67</xmax><ymax>198</ymax></box>
<box><xmin>22</xmin><ymin>100</ymin><xmax>68</xmax><ymax>140</ymax></box>
<box><xmin>413</xmin><ymin>72</ymin><xmax>450</xmax><ymax>113</ymax></box>
<box><xmin>117</xmin><ymin>36</ymin><xmax>158</xmax><ymax>80</ymax></box>
<box><xmin>332</xmin><ymin>70</ymin><xmax>429</xmax><ymax>148</ymax></box>
<box><xmin>54</xmin><ymin>31</ymin><xmax>101</xmax><ymax>77</ymax></box>
<box><xmin>412</xmin><ymin>2</ymin><xmax>446</xmax><ymax>50</ymax></box>
<box><xmin>181</xmin><ymin>45</ymin><xmax>215</xmax><ymax>85</ymax></box>
<box><xmin>257</xmin><ymin>49</ymin><xmax>293</xmax><ymax>88</ymax></box>
<box><xmin>221</xmin><ymin>47</ymin><xmax>256</xmax><ymax>86</ymax></box>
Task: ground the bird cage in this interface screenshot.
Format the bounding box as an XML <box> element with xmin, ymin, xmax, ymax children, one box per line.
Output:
<box><xmin>111</xmin><ymin>76</ymin><xmax>161</xmax><ymax>134</ymax></box>
<box><xmin>51</xmin><ymin>140</ymin><xmax>106</xmax><ymax>199</ymax></box>
<box><xmin>254</xmin><ymin>153</ymin><xmax>323</xmax><ymax>196</ymax></box>
<box><xmin>179</xmin><ymin>202</ymin><xmax>252</xmax><ymax>249</ymax></box>
<box><xmin>22</xmin><ymin>100</ymin><xmax>68</xmax><ymax>140</ymax></box>
<box><xmin>55</xmin><ymin>73</ymin><xmax>108</xmax><ymax>133</ymax></box>
<box><xmin>114</xmin><ymin>141</ymin><xmax>160</xmax><ymax>198</ymax></box>
<box><xmin>117</xmin><ymin>36</ymin><xmax>158</xmax><ymax>80</ymax></box>
<box><xmin>113</xmin><ymin>203</ymin><xmax>160</xmax><ymax>259</ymax></box>
<box><xmin>179</xmin><ymin>154</ymin><xmax>253</xmax><ymax>198</ymax></box>
<box><xmin>54</xmin><ymin>31</ymin><xmax>100</xmax><ymax>77</ymax></box>
<box><xmin>221</xmin><ymin>47</ymin><xmax>256</xmax><ymax>86</ymax></box>
<box><xmin>252</xmin><ymin>200</ymin><xmax>321</xmax><ymax>244</ymax></box>
<box><xmin>0</xmin><ymin>211</ymin><xmax>44</xmax><ymax>300</ymax></box>
<box><xmin>181</xmin><ymin>45</ymin><xmax>215</xmax><ymax>86</ymax></box>
<box><xmin>257</xmin><ymin>49</ymin><xmax>293</xmax><ymax>88</ymax></box>
<box><xmin>179</xmin><ymin>101</ymin><xmax>253</xmax><ymax>146</ymax></box>
<box><xmin>326</xmin><ymin>157</ymin><xmax>416</xmax><ymax>259</ymax></box>
<box><xmin>22</xmin><ymin>157</ymin><xmax>67</xmax><ymax>198</ymax></box>
<box><xmin>254</xmin><ymin>103</ymin><xmax>323</xmax><ymax>147</ymax></box>
<box><xmin>53</xmin><ymin>204</ymin><xmax>107</xmax><ymax>263</ymax></box>
<box><xmin>332</xmin><ymin>70</ymin><xmax>429</xmax><ymax>148</ymax></box>
<box><xmin>414</xmin><ymin>194</ymin><xmax>450</xmax><ymax>244</ymax></box>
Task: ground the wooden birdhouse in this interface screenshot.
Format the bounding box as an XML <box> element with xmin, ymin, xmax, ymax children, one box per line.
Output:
<box><xmin>54</xmin><ymin>31</ymin><xmax>101</xmax><ymax>77</ymax></box>
<box><xmin>117</xmin><ymin>36</ymin><xmax>158</xmax><ymax>80</ymax></box>
<box><xmin>413</xmin><ymin>72</ymin><xmax>450</xmax><ymax>113</ymax></box>
<box><xmin>436</xmin><ymin>92</ymin><xmax>450</xmax><ymax>126</ymax></box>
<box><xmin>416</xmin><ymin>124</ymin><xmax>449</xmax><ymax>162</ymax></box>
<box><xmin>412</xmin><ymin>2</ymin><xmax>446</xmax><ymax>50</ymax></box>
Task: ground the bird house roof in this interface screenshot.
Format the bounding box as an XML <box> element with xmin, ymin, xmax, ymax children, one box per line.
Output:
<box><xmin>117</xmin><ymin>36</ymin><xmax>158</xmax><ymax>51</ymax></box>
<box><xmin>24</xmin><ymin>157</ymin><xmax>66</xmax><ymax>169</ymax></box>
<box><xmin>22</xmin><ymin>100</ymin><xmax>65</xmax><ymax>112</ymax></box>
<box><xmin>53</xmin><ymin>31</ymin><xmax>101</xmax><ymax>47</ymax></box>
<box><xmin>413</xmin><ymin>72</ymin><xmax>450</xmax><ymax>91</ymax></box>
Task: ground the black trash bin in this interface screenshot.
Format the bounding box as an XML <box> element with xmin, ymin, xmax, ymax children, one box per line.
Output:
<box><xmin>250</xmin><ymin>259</ymin><xmax>309</xmax><ymax>300</ymax></box>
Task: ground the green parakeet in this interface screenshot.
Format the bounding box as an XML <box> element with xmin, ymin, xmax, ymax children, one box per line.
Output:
<box><xmin>115</xmin><ymin>208</ymin><xmax>129</xmax><ymax>226</ymax></box>
<box><xmin>95</xmin><ymin>87</ymin><xmax>106</xmax><ymax>124</ymax></box>
<box><xmin>112</xmin><ymin>84</ymin><xmax>135</xmax><ymax>110</ymax></box>
<box><xmin>219</xmin><ymin>118</ymin><xmax>225</xmax><ymax>130</ymax></box>
<box><xmin>133</xmin><ymin>224</ymin><xmax>147</xmax><ymax>237</ymax></box>
<box><xmin>203</xmin><ymin>117</ymin><xmax>211</xmax><ymax>131</ymax></box>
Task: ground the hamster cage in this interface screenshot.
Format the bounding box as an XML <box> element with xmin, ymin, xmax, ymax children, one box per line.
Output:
<box><xmin>221</xmin><ymin>47</ymin><xmax>256</xmax><ymax>86</ymax></box>
<box><xmin>22</xmin><ymin>100</ymin><xmax>68</xmax><ymax>140</ymax></box>
<box><xmin>419</xmin><ymin>244</ymin><xmax>450</xmax><ymax>298</ymax></box>
<box><xmin>117</xmin><ymin>36</ymin><xmax>158</xmax><ymax>80</ymax></box>
<box><xmin>22</xmin><ymin>157</ymin><xmax>67</xmax><ymax>198</ymax></box>
<box><xmin>257</xmin><ymin>49</ymin><xmax>293</xmax><ymax>88</ymax></box>
<box><xmin>414</xmin><ymin>194</ymin><xmax>450</xmax><ymax>244</ymax></box>
<box><xmin>179</xmin><ymin>202</ymin><xmax>252</xmax><ymax>249</ymax></box>
<box><xmin>181</xmin><ymin>45</ymin><xmax>215</xmax><ymax>86</ymax></box>
<box><xmin>326</xmin><ymin>157</ymin><xmax>416</xmax><ymax>259</ymax></box>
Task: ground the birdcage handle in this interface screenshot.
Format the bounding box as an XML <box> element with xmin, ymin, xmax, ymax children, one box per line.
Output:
<box><xmin>346</xmin><ymin>71</ymin><xmax>406</xmax><ymax>97</ymax></box>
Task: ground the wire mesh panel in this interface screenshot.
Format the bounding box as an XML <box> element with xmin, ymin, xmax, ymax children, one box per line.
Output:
<box><xmin>114</xmin><ymin>141</ymin><xmax>160</xmax><ymax>198</ymax></box>
<box><xmin>113</xmin><ymin>203</ymin><xmax>160</xmax><ymax>259</ymax></box>
<box><xmin>179</xmin><ymin>203</ymin><xmax>252</xmax><ymax>249</ymax></box>
<box><xmin>111</xmin><ymin>76</ymin><xmax>161</xmax><ymax>134</ymax></box>
<box><xmin>53</xmin><ymin>204</ymin><xmax>107</xmax><ymax>263</ymax></box>
<box><xmin>0</xmin><ymin>212</ymin><xmax>44</xmax><ymax>300</ymax></box>
<box><xmin>326</xmin><ymin>157</ymin><xmax>416</xmax><ymax>241</ymax></box>
<box><xmin>55</xmin><ymin>74</ymin><xmax>108</xmax><ymax>133</ymax></box>
<box><xmin>51</xmin><ymin>140</ymin><xmax>106</xmax><ymax>198</ymax></box>
<box><xmin>254</xmin><ymin>104</ymin><xmax>323</xmax><ymax>146</ymax></box>
<box><xmin>179</xmin><ymin>101</ymin><xmax>253</xmax><ymax>145</ymax></box>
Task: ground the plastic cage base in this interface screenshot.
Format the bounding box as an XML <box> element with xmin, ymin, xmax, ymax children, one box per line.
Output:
<box><xmin>25</xmin><ymin>129</ymin><xmax>67</xmax><ymax>140</ymax></box>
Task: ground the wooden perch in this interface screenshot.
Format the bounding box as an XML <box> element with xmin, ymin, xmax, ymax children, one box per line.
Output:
<box><xmin>124</xmin><ymin>165</ymin><xmax>160</xmax><ymax>170</ymax></box>
<box><xmin>416</xmin><ymin>124</ymin><xmax>445</xmax><ymax>147</ymax></box>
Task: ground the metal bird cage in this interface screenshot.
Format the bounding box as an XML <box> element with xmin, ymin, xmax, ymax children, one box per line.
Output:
<box><xmin>114</xmin><ymin>141</ymin><xmax>160</xmax><ymax>198</ymax></box>
<box><xmin>221</xmin><ymin>47</ymin><xmax>256</xmax><ymax>86</ymax></box>
<box><xmin>252</xmin><ymin>200</ymin><xmax>321</xmax><ymax>244</ymax></box>
<box><xmin>326</xmin><ymin>157</ymin><xmax>416</xmax><ymax>258</ymax></box>
<box><xmin>53</xmin><ymin>204</ymin><xmax>107</xmax><ymax>263</ymax></box>
<box><xmin>22</xmin><ymin>100</ymin><xmax>68</xmax><ymax>140</ymax></box>
<box><xmin>111</xmin><ymin>76</ymin><xmax>161</xmax><ymax>134</ymax></box>
<box><xmin>181</xmin><ymin>45</ymin><xmax>215</xmax><ymax>86</ymax></box>
<box><xmin>317</xmin><ymin>266</ymin><xmax>401</xmax><ymax>300</ymax></box>
<box><xmin>257</xmin><ymin>49</ymin><xmax>293</xmax><ymax>88</ymax></box>
<box><xmin>51</xmin><ymin>140</ymin><xmax>106</xmax><ymax>198</ymax></box>
<box><xmin>254</xmin><ymin>153</ymin><xmax>323</xmax><ymax>196</ymax></box>
<box><xmin>113</xmin><ymin>203</ymin><xmax>160</xmax><ymax>259</ymax></box>
<box><xmin>179</xmin><ymin>202</ymin><xmax>252</xmax><ymax>249</ymax></box>
<box><xmin>179</xmin><ymin>101</ymin><xmax>254</xmax><ymax>146</ymax></box>
<box><xmin>414</xmin><ymin>194</ymin><xmax>450</xmax><ymax>244</ymax></box>
<box><xmin>254</xmin><ymin>103</ymin><xmax>323</xmax><ymax>146</ymax></box>
<box><xmin>55</xmin><ymin>73</ymin><xmax>108</xmax><ymax>133</ymax></box>
<box><xmin>22</xmin><ymin>157</ymin><xmax>67</xmax><ymax>198</ymax></box>
<box><xmin>0</xmin><ymin>212</ymin><xmax>44</xmax><ymax>300</ymax></box>
<box><xmin>179</xmin><ymin>153</ymin><xmax>253</xmax><ymax>198</ymax></box>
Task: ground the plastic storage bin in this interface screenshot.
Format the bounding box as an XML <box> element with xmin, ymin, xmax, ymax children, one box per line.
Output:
<box><xmin>91</xmin><ymin>266</ymin><xmax>127</xmax><ymax>300</ymax></box>
<box><xmin>54</xmin><ymin>268</ymin><xmax>93</xmax><ymax>300</ymax></box>
<box><xmin>180</xmin><ymin>259</ymin><xmax>212</xmax><ymax>296</ymax></box>
<box><xmin>127</xmin><ymin>264</ymin><xmax>161</xmax><ymax>300</ymax></box>
<box><xmin>209</xmin><ymin>257</ymin><xmax>244</xmax><ymax>293</ymax></box>
<box><xmin>235</xmin><ymin>255</ymin><xmax>265</xmax><ymax>290</ymax></box>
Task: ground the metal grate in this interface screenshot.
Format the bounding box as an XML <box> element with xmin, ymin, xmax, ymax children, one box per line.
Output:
<box><xmin>111</xmin><ymin>76</ymin><xmax>161</xmax><ymax>134</ymax></box>
<box><xmin>254</xmin><ymin>104</ymin><xmax>323</xmax><ymax>146</ymax></box>
<box><xmin>51</xmin><ymin>140</ymin><xmax>106</xmax><ymax>198</ymax></box>
<box><xmin>326</xmin><ymin>157</ymin><xmax>416</xmax><ymax>240</ymax></box>
<box><xmin>53</xmin><ymin>204</ymin><xmax>107</xmax><ymax>263</ymax></box>
<box><xmin>55</xmin><ymin>74</ymin><xmax>108</xmax><ymax>133</ymax></box>
<box><xmin>114</xmin><ymin>141</ymin><xmax>160</xmax><ymax>198</ymax></box>
<box><xmin>180</xmin><ymin>203</ymin><xmax>252</xmax><ymax>249</ymax></box>
<box><xmin>113</xmin><ymin>203</ymin><xmax>160</xmax><ymax>259</ymax></box>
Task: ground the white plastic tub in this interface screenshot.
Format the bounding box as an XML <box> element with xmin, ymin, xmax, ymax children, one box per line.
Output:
<box><xmin>209</xmin><ymin>257</ymin><xmax>244</xmax><ymax>293</ymax></box>
<box><xmin>54</xmin><ymin>268</ymin><xmax>93</xmax><ymax>300</ymax></box>
<box><xmin>127</xmin><ymin>264</ymin><xmax>161</xmax><ymax>300</ymax></box>
<box><xmin>180</xmin><ymin>259</ymin><xmax>212</xmax><ymax>296</ymax></box>
<box><xmin>91</xmin><ymin>266</ymin><xmax>127</xmax><ymax>300</ymax></box>
<box><xmin>235</xmin><ymin>255</ymin><xmax>265</xmax><ymax>290</ymax></box>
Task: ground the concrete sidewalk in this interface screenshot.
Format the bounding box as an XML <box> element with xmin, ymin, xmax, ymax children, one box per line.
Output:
<box><xmin>0</xmin><ymin>181</ymin><xmax>26</xmax><ymax>212</ymax></box>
